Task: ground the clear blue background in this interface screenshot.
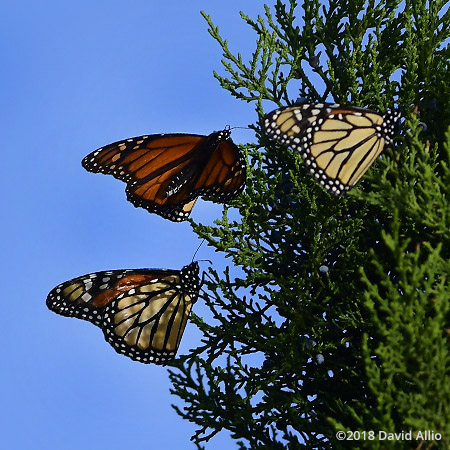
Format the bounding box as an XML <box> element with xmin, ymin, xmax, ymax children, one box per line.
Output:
<box><xmin>1</xmin><ymin>2</ymin><xmax>263</xmax><ymax>448</ymax></box>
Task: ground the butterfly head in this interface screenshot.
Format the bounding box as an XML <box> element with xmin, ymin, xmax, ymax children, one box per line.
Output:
<box><xmin>180</xmin><ymin>262</ymin><xmax>201</xmax><ymax>299</ymax></box>
<box><xmin>215</xmin><ymin>128</ymin><xmax>232</xmax><ymax>142</ymax></box>
<box><xmin>383</xmin><ymin>110</ymin><xmax>402</xmax><ymax>144</ymax></box>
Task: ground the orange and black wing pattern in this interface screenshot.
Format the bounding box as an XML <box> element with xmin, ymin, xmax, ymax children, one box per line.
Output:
<box><xmin>46</xmin><ymin>262</ymin><xmax>200</xmax><ymax>365</ymax></box>
<box><xmin>82</xmin><ymin>130</ymin><xmax>246</xmax><ymax>221</ymax></box>
<box><xmin>263</xmin><ymin>103</ymin><xmax>401</xmax><ymax>196</ymax></box>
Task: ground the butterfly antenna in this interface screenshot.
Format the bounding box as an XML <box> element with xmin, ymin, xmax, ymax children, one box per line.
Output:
<box><xmin>192</xmin><ymin>239</ymin><xmax>206</xmax><ymax>262</ymax></box>
<box><xmin>229</xmin><ymin>126</ymin><xmax>251</xmax><ymax>131</ymax></box>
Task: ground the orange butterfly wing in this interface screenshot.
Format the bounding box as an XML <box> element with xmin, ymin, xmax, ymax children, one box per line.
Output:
<box><xmin>193</xmin><ymin>140</ymin><xmax>247</xmax><ymax>197</ymax></box>
<box><xmin>46</xmin><ymin>263</ymin><xmax>200</xmax><ymax>364</ymax></box>
<box><xmin>82</xmin><ymin>130</ymin><xmax>246</xmax><ymax>221</ymax></box>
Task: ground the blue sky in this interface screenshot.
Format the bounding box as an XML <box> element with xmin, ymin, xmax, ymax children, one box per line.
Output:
<box><xmin>1</xmin><ymin>2</ymin><xmax>266</xmax><ymax>448</ymax></box>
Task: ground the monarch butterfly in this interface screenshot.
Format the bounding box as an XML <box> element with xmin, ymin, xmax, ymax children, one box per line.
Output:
<box><xmin>82</xmin><ymin>130</ymin><xmax>246</xmax><ymax>222</ymax></box>
<box><xmin>263</xmin><ymin>103</ymin><xmax>401</xmax><ymax>196</ymax></box>
<box><xmin>46</xmin><ymin>262</ymin><xmax>200</xmax><ymax>365</ymax></box>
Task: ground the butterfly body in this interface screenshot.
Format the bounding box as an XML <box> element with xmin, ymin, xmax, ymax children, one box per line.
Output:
<box><xmin>46</xmin><ymin>262</ymin><xmax>200</xmax><ymax>364</ymax></box>
<box><xmin>82</xmin><ymin>130</ymin><xmax>246</xmax><ymax>221</ymax></box>
<box><xmin>263</xmin><ymin>103</ymin><xmax>401</xmax><ymax>195</ymax></box>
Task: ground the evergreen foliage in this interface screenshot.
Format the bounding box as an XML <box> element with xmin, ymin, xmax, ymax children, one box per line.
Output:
<box><xmin>168</xmin><ymin>1</ymin><xmax>450</xmax><ymax>448</ymax></box>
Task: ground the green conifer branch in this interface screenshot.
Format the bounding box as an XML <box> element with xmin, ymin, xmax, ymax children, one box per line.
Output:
<box><xmin>168</xmin><ymin>2</ymin><xmax>450</xmax><ymax>448</ymax></box>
